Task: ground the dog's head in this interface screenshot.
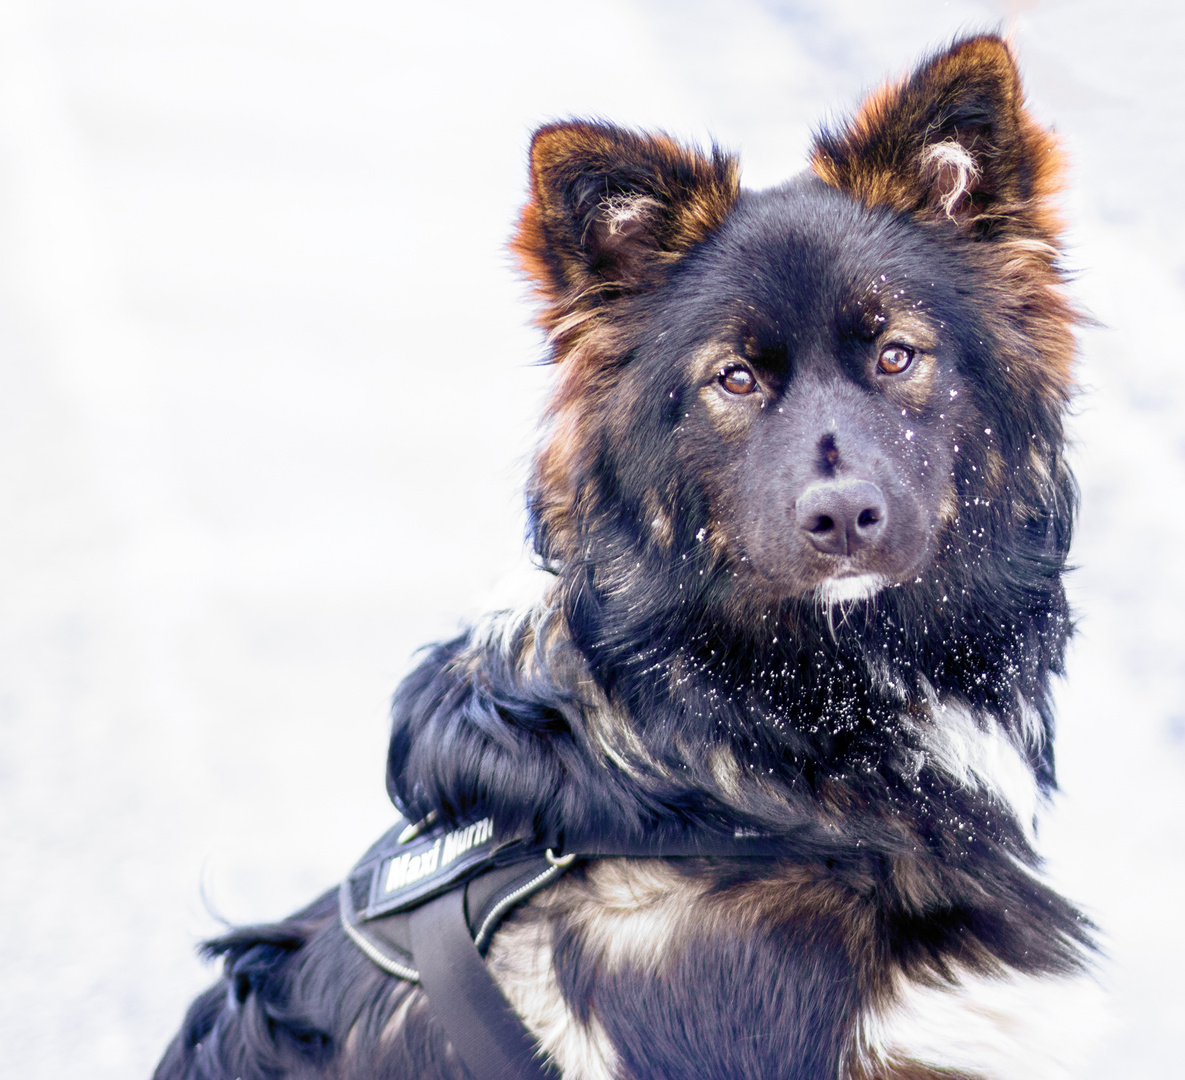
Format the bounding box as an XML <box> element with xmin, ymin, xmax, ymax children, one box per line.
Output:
<box><xmin>516</xmin><ymin>36</ymin><xmax>1075</xmax><ymax>636</ymax></box>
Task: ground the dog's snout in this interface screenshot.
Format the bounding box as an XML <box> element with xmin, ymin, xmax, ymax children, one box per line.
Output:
<box><xmin>796</xmin><ymin>480</ymin><xmax>887</xmax><ymax>556</ymax></box>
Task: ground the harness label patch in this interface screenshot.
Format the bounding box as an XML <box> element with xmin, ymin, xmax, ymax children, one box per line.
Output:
<box><xmin>366</xmin><ymin>817</ymin><xmax>498</xmax><ymax>917</ymax></box>
<box><xmin>382</xmin><ymin>818</ymin><xmax>493</xmax><ymax>894</ymax></box>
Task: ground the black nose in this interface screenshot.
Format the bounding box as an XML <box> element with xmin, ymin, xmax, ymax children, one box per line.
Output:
<box><xmin>796</xmin><ymin>480</ymin><xmax>888</xmax><ymax>556</ymax></box>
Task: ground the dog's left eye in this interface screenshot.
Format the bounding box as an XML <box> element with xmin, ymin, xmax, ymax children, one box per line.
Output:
<box><xmin>877</xmin><ymin>345</ymin><xmax>914</xmax><ymax>375</ymax></box>
<box><xmin>719</xmin><ymin>364</ymin><xmax>758</xmax><ymax>395</ymax></box>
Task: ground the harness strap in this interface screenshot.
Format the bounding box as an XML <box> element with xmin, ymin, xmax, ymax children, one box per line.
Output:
<box><xmin>409</xmin><ymin>888</ymin><xmax>556</xmax><ymax>1080</ymax></box>
<box><xmin>341</xmin><ymin>814</ymin><xmax>795</xmax><ymax>1079</ymax></box>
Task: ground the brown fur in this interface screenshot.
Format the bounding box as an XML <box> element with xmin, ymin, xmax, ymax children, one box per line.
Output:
<box><xmin>809</xmin><ymin>38</ymin><xmax>1062</xmax><ymax>239</ymax></box>
<box><xmin>513</xmin><ymin>123</ymin><xmax>739</xmax><ymax>330</ymax></box>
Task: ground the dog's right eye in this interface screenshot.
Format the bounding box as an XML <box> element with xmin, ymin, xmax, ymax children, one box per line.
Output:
<box><xmin>877</xmin><ymin>345</ymin><xmax>914</xmax><ymax>375</ymax></box>
<box><xmin>719</xmin><ymin>364</ymin><xmax>757</xmax><ymax>395</ymax></box>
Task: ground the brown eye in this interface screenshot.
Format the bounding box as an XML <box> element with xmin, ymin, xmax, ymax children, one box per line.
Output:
<box><xmin>877</xmin><ymin>344</ymin><xmax>914</xmax><ymax>375</ymax></box>
<box><xmin>719</xmin><ymin>363</ymin><xmax>757</xmax><ymax>395</ymax></box>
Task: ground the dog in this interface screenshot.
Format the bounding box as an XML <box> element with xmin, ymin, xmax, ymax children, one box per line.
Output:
<box><xmin>156</xmin><ymin>35</ymin><xmax>1103</xmax><ymax>1080</ymax></box>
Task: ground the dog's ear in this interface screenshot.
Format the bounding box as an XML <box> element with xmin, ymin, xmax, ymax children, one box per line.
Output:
<box><xmin>811</xmin><ymin>36</ymin><xmax>1062</xmax><ymax>239</ymax></box>
<box><xmin>513</xmin><ymin>122</ymin><xmax>739</xmax><ymax>321</ymax></box>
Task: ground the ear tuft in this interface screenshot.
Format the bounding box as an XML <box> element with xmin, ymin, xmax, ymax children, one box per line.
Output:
<box><xmin>919</xmin><ymin>140</ymin><xmax>981</xmax><ymax>219</ymax></box>
<box><xmin>512</xmin><ymin>122</ymin><xmax>739</xmax><ymax>334</ymax></box>
<box><xmin>811</xmin><ymin>35</ymin><xmax>1064</xmax><ymax>241</ymax></box>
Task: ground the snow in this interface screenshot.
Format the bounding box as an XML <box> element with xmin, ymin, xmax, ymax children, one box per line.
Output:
<box><xmin>0</xmin><ymin>1</ymin><xmax>1180</xmax><ymax>1075</ymax></box>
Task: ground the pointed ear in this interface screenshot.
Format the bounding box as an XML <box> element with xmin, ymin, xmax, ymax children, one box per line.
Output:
<box><xmin>811</xmin><ymin>36</ymin><xmax>1063</xmax><ymax>239</ymax></box>
<box><xmin>512</xmin><ymin>122</ymin><xmax>739</xmax><ymax>323</ymax></box>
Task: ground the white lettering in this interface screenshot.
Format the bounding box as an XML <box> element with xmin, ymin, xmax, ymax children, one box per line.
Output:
<box><xmin>439</xmin><ymin>818</ymin><xmax>494</xmax><ymax>868</ymax></box>
<box><xmin>385</xmin><ymin>822</ymin><xmax>493</xmax><ymax>893</ymax></box>
<box><xmin>384</xmin><ymin>852</ymin><xmax>410</xmax><ymax>893</ymax></box>
<box><xmin>422</xmin><ymin>838</ymin><xmax>441</xmax><ymax>876</ymax></box>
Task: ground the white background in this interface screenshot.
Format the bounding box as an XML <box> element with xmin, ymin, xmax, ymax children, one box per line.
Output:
<box><xmin>0</xmin><ymin>0</ymin><xmax>1181</xmax><ymax>1075</ymax></box>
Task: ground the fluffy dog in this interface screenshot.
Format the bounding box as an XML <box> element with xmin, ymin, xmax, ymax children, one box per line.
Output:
<box><xmin>156</xmin><ymin>35</ymin><xmax>1102</xmax><ymax>1080</ymax></box>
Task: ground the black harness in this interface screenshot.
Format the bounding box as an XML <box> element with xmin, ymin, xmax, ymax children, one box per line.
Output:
<box><xmin>340</xmin><ymin>813</ymin><xmax>788</xmax><ymax>1080</ymax></box>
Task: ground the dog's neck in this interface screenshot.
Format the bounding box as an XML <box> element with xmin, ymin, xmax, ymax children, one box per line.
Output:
<box><xmin>387</xmin><ymin>564</ymin><xmax>1062</xmax><ymax>861</ymax></box>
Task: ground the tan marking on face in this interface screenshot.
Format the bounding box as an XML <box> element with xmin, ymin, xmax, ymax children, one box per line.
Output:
<box><xmin>693</xmin><ymin>340</ymin><xmax>762</xmax><ymax>443</ymax></box>
<box><xmin>531</xmin><ymin>322</ymin><xmax>630</xmax><ymax>561</ymax></box>
<box><xmin>884</xmin><ymin>351</ymin><xmax>935</xmax><ymax>412</ymax></box>
<box><xmin>872</xmin><ymin>310</ymin><xmax>941</xmax><ymax>413</ymax></box>
<box><xmin>937</xmin><ymin>482</ymin><xmax>959</xmax><ymax>525</ymax></box>
<box><xmin>994</xmin><ymin>250</ymin><xmax>1079</xmax><ymax>397</ymax></box>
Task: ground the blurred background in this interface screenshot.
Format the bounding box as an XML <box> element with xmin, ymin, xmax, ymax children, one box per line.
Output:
<box><xmin>0</xmin><ymin>0</ymin><xmax>1181</xmax><ymax>1075</ymax></box>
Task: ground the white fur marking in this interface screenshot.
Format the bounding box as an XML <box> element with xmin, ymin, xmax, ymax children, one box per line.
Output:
<box><xmin>921</xmin><ymin>140</ymin><xmax>980</xmax><ymax>218</ymax></box>
<box><xmin>601</xmin><ymin>192</ymin><xmax>660</xmax><ymax>235</ymax></box>
<box><xmin>586</xmin><ymin>701</ymin><xmax>666</xmax><ymax>780</ymax></box>
<box><xmin>466</xmin><ymin>572</ymin><xmax>555</xmax><ymax>660</ymax></box>
<box><xmin>1015</xmin><ymin>691</ymin><xmax>1047</xmax><ymax>753</ymax></box>
<box><xmin>922</xmin><ymin>693</ymin><xmax>1041</xmax><ymax>841</ymax></box>
<box><xmin>862</xmin><ymin>966</ymin><xmax>1109</xmax><ymax>1080</ymax></box>
<box><xmin>815</xmin><ymin>573</ymin><xmax>888</xmax><ymax>605</ymax></box>
<box><xmin>708</xmin><ymin>744</ymin><xmax>742</xmax><ymax>797</ymax></box>
<box><xmin>379</xmin><ymin>985</ymin><xmax>420</xmax><ymax>1045</ymax></box>
<box><xmin>865</xmin><ymin>657</ymin><xmax>909</xmax><ymax>703</ymax></box>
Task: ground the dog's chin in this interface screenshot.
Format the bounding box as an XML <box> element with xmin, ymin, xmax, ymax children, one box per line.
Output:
<box><xmin>813</xmin><ymin>573</ymin><xmax>889</xmax><ymax>606</ymax></box>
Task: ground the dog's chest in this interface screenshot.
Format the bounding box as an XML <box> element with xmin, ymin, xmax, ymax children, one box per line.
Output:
<box><xmin>486</xmin><ymin>859</ymin><xmax>1103</xmax><ymax>1080</ymax></box>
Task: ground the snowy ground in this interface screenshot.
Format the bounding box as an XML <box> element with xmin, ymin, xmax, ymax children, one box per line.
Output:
<box><xmin>0</xmin><ymin>1</ymin><xmax>1181</xmax><ymax>1075</ymax></box>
